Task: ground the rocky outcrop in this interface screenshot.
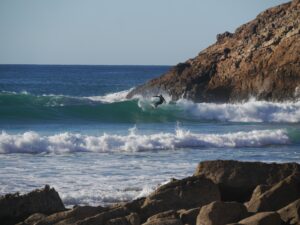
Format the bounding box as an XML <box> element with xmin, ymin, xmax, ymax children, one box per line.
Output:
<box><xmin>238</xmin><ymin>212</ymin><xmax>282</xmax><ymax>225</ymax></box>
<box><xmin>0</xmin><ymin>185</ymin><xmax>65</xmax><ymax>225</ymax></box>
<box><xmin>194</xmin><ymin>160</ymin><xmax>300</xmax><ymax>202</ymax></box>
<box><xmin>140</xmin><ymin>176</ymin><xmax>221</xmax><ymax>221</ymax></box>
<box><xmin>277</xmin><ymin>199</ymin><xmax>300</xmax><ymax>225</ymax></box>
<box><xmin>127</xmin><ymin>0</ymin><xmax>300</xmax><ymax>102</ymax></box>
<box><xmin>196</xmin><ymin>201</ymin><xmax>248</xmax><ymax>225</ymax></box>
<box><xmin>246</xmin><ymin>174</ymin><xmax>300</xmax><ymax>212</ymax></box>
<box><xmin>7</xmin><ymin>160</ymin><xmax>300</xmax><ymax>225</ymax></box>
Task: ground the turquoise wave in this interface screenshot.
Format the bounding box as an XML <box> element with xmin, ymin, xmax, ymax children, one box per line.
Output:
<box><xmin>0</xmin><ymin>92</ymin><xmax>182</xmax><ymax>123</ymax></box>
<box><xmin>1</xmin><ymin>91</ymin><xmax>300</xmax><ymax>124</ymax></box>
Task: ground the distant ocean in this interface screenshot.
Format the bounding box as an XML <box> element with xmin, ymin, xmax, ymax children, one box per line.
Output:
<box><xmin>0</xmin><ymin>65</ymin><xmax>299</xmax><ymax>207</ymax></box>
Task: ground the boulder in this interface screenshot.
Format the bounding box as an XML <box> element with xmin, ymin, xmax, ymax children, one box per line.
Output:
<box><xmin>277</xmin><ymin>199</ymin><xmax>300</xmax><ymax>225</ymax></box>
<box><xmin>194</xmin><ymin>160</ymin><xmax>300</xmax><ymax>202</ymax></box>
<box><xmin>178</xmin><ymin>207</ymin><xmax>200</xmax><ymax>225</ymax></box>
<box><xmin>196</xmin><ymin>201</ymin><xmax>248</xmax><ymax>225</ymax></box>
<box><xmin>106</xmin><ymin>213</ymin><xmax>140</xmax><ymax>225</ymax></box>
<box><xmin>35</xmin><ymin>205</ymin><xmax>105</xmax><ymax>225</ymax></box>
<box><xmin>147</xmin><ymin>210</ymin><xmax>178</xmax><ymax>222</ymax></box>
<box><xmin>140</xmin><ymin>176</ymin><xmax>221</xmax><ymax>221</ymax></box>
<box><xmin>24</xmin><ymin>213</ymin><xmax>46</xmax><ymax>225</ymax></box>
<box><xmin>143</xmin><ymin>218</ymin><xmax>183</xmax><ymax>225</ymax></box>
<box><xmin>127</xmin><ymin>0</ymin><xmax>300</xmax><ymax>103</ymax></box>
<box><xmin>75</xmin><ymin>206</ymin><xmax>130</xmax><ymax>225</ymax></box>
<box><xmin>238</xmin><ymin>212</ymin><xmax>282</xmax><ymax>225</ymax></box>
<box><xmin>247</xmin><ymin>174</ymin><xmax>300</xmax><ymax>212</ymax></box>
<box><xmin>0</xmin><ymin>185</ymin><xmax>65</xmax><ymax>225</ymax></box>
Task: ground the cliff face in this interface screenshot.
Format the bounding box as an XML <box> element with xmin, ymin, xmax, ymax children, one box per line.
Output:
<box><xmin>127</xmin><ymin>0</ymin><xmax>300</xmax><ymax>102</ymax></box>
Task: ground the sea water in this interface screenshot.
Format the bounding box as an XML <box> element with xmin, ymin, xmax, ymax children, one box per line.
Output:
<box><xmin>0</xmin><ymin>65</ymin><xmax>299</xmax><ymax>207</ymax></box>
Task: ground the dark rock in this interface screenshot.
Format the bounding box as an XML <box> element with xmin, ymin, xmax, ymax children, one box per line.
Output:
<box><xmin>127</xmin><ymin>1</ymin><xmax>300</xmax><ymax>102</ymax></box>
<box><xmin>0</xmin><ymin>185</ymin><xmax>65</xmax><ymax>225</ymax></box>
<box><xmin>217</xmin><ymin>32</ymin><xmax>233</xmax><ymax>42</ymax></box>
<box><xmin>194</xmin><ymin>160</ymin><xmax>300</xmax><ymax>202</ymax></box>
<box><xmin>238</xmin><ymin>212</ymin><xmax>282</xmax><ymax>225</ymax></box>
<box><xmin>106</xmin><ymin>213</ymin><xmax>140</xmax><ymax>225</ymax></box>
<box><xmin>247</xmin><ymin>174</ymin><xmax>300</xmax><ymax>212</ymax></box>
<box><xmin>143</xmin><ymin>218</ymin><xmax>183</xmax><ymax>225</ymax></box>
<box><xmin>35</xmin><ymin>205</ymin><xmax>105</xmax><ymax>225</ymax></box>
<box><xmin>140</xmin><ymin>176</ymin><xmax>220</xmax><ymax>221</ymax></box>
<box><xmin>75</xmin><ymin>206</ymin><xmax>130</xmax><ymax>225</ymax></box>
<box><xmin>178</xmin><ymin>207</ymin><xmax>200</xmax><ymax>225</ymax></box>
<box><xmin>24</xmin><ymin>213</ymin><xmax>46</xmax><ymax>225</ymax></box>
<box><xmin>277</xmin><ymin>199</ymin><xmax>300</xmax><ymax>225</ymax></box>
<box><xmin>196</xmin><ymin>201</ymin><xmax>248</xmax><ymax>225</ymax></box>
<box><xmin>147</xmin><ymin>210</ymin><xmax>178</xmax><ymax>222</ymax></box>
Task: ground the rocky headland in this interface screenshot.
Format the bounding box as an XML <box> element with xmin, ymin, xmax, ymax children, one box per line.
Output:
<box><xmin>2</xmin><ymin>160</ymin><xmax>300</xmax><ymax>225</ymax></box>
<box><xmin>127</xmin><ymin>0</ymin><xmax>300</xmax><ymax>102</ymax></box>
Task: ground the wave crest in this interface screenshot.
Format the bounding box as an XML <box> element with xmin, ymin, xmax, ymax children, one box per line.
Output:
<box><xmin>0</xmin><ymin>128</ymin><xmax>290</xmax><ymax>154</ymax></box>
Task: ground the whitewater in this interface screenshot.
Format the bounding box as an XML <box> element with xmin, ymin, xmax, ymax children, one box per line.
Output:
<box><xmin>0</xmin><ymin>65</ymin><xmax>299</xmax><ymax>207</ymax></box>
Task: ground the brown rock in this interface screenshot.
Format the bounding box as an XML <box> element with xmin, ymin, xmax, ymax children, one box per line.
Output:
<box><xmin>24</xmin><ymin>213</ymin><xmax>46</xmax><ymax>225</ymax></box>
<box><xmin>127</xmin><ymin>1</ymin><xmax>300</xmax><ymax>102</ymax></box>
<box><xmin>247</xmin><ymin>174</ymin><xmax>300</xmax><ymax>212</ymax></box>
<box><xmin>196</xmin><ymin>201</ymin><xmax>248</xmax><ymax>225</ymax></box>
<box><xmin>140</xmin><ymin>176</ymin><xmax>220</xmax><ymax>221</ymax></box>
<box><xmin>75</xmin><ymin>206</ymin><xmax>130</xmax><ymax>225</ymax></box>
<box><xmin>194</xmin><ymin>160</ymin><xmax>300</xmax><ymax>202</ymax></box>
<box><xmin>178</xmin><ymin>207</ymin><xmax>200</xmax><ymax>225</ymax></box>
<box><xmin>35</xmin><ymin>205</ymin><xmax>105</xmax><ymax>225</ymax></box>
<box><xmin>0</xmin><ymin>185</ymin><xmax>65</xmax><ymax>225</ymax></box>
<box><xmin>277</xmin><ymin>199</ymin><xmax>300</xmax><ymax>225</ymax></box>
<box><xmin>106</xmin><ymin>213</ymin><xmax>140</xmax><ymax>225</ymax></box>
<box><xmin>238</xmin><ymin>212</ymin><xmax>281</xmax><ymax>225</ymax></box>
<box><xmin>147</xmin><ymin>210</ymin><xmax>178</xmax><ymax>222</ymax></box>
<box><xmin>143</xmin><ymin>218</ymin><xmax>183</xmax><ymax>225</ymax></box>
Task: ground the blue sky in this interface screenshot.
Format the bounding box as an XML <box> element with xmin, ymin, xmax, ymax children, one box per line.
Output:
<box><xmin>0</xmin><ymin>0</ymin><xmax>290</xmax><ymax>65</ymax></box>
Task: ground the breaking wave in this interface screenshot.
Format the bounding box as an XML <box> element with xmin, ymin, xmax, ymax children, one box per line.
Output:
<box><xmin>0</xmin><ymin>91</ymin><xmax>300</xmax><ymax>123</ymax></box>
<box><xmin>0</xmin><ymin>128</ymin><xmax>292</xmax><ymax>154</ymax></box>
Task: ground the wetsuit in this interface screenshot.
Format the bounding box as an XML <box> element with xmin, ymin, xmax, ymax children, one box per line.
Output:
<box><xmin>153</xmin><ymin>95</ymin><xmax>166</xmax><ymax>108</ymax></box>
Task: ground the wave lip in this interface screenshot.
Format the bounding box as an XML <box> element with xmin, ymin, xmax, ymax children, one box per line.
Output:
<box><xmin>0</xmin><ymin>128</ymin><xmax>290</xmax><ymax>154</ymax></box>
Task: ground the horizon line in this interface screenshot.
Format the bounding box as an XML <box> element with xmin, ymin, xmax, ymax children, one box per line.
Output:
<box><xmin>0</xmin><ymin>63</ymin><xmax>172</xmax><ymax>67</ymax></box>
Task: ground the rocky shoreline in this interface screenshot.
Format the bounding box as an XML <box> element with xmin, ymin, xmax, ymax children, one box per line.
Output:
<box><xmin>1</xmin><ymin>160</ymin><xmax>300</xmax><ymax>225</ymax></box>
<box><xmin>127</xmin><ymin>0</ymin><xmax>300</xmax><ymax>102</ymax></box>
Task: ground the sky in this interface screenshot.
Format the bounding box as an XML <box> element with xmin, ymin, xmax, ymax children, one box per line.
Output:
<box><xmin>0</xmin><ymin>0</ymin><xmax>290</xmax><ymax>65</ymax></box>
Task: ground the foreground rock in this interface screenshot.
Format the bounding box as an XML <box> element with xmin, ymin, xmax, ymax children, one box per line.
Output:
<box><xmin>127</xmin><ymin>0</ymin><xmax>300</xmax><ymax>102</ymax></box>
<box><xmin>277</xmin><ymin>199</ymin><xmax>300</xmax><ymax>225</ymax></box>
<box><xmin>140</xmin><ymin>176</ymin><xmax>221</xmax><ymax>221</ymax></box>
<box><xmin>194</xmin><ymin>160</ymin><xmax>300</xmax><ymax>202</ymax></box>
<box><xmin>0</xmin><ymin>185</ymin><xmax>65</xmax><ymax>225</ymax></box>
<box><xmin>246</xmin><ymin>174</ymin><xmax>300</xmax><ymax>212</ymax></box>
<box><xmin>6</xmin><ymin>160</ymin><xmax>300</xmax><ymax>225</ymax></box>
<box><xmin>196</xmin><ymin>201</ymin><xmax>248</xmax><ymax>225</ymax></box>
<box><xmin>238</xmin><ymin>212</ymin><xmax>282</xmax><ymax>225</ymax></box>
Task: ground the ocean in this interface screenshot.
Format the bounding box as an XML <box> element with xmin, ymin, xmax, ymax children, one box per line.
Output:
<box><xmin>0</xmin><ymin>64</ymin><xmax>299</xmax><ymax>207</ymax></box>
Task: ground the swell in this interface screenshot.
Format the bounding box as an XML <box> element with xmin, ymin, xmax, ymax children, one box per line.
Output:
<box><xmin>0</xmin><ymin>128</ymin><xmax>294</xmax><ymax>154</ymax></box>
<box><xmin>1</xmin><ymin>91</ymin><xmax>300</xmax><ymax>123</ymax></box>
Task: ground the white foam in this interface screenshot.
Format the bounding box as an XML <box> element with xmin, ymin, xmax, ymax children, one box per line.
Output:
<box><xmin>0</xmin><ymin>128</ymin><xmax>290</xmax><ymax>154</ymax></box>
<box><xmin>177</xmin><ymin>99</ymin><xmax>300</xmax><ymax>123</ymax></box>
<box><xmin>85</xmin><ymin>89</ymin><xmax>132</xmax><ymax>103</ymax></box>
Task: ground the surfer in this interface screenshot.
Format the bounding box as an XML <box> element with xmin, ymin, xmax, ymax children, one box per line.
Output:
<box><xmin>153</xmin><ymin>94</ymin><xmax>166</xmax><ymax>108</ymax></box>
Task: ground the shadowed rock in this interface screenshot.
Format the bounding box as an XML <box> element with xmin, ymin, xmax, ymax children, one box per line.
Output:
<box><xmin>127</xmin><ymin>0</ymin><xmax>300</xmax><ymax>102</ymax></box>
<box><xmin>277</xmin><ymin>199</ymin><xmax>300</xmax><ymax>225</ymax></box>
<box><xmin>194</xmin><ymin>160</ymin><xmax>300</xmax><ymax>202</ymax></box>
<box><xmin>140</xmin><ymin>176</ymin><xmax>221</xmax><ymax>221</ymax></box>
<box><xmin>196</xmin><ymin>201</ymin><xmax>248</xmax><ymax>225</ymax></box>
<box><xmin>238</xmin><ymin>212</ymin><xmax>282</xmax><ymax>225</ymax></box>
<box><xmin>247</xmin><ymin>173</ymin><xmax>300</xmax><ymax>212</ymax></box>
<box><xmin>0</xmin><ymin>185</ymin><xmax>65</xmax><ymax>225</ymax></box>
